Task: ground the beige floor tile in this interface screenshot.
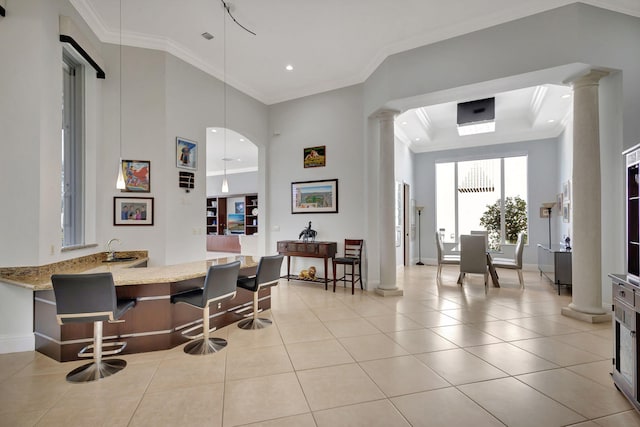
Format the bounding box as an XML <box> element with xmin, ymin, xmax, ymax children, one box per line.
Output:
<box><xmin>226</xmin><ymin>345</ymin><xmax>293</xmax><ymax>380</ymax></box>
<box><xmin>312</xmin><ymin>306</ymin><xmax>361</xmax><ymax>321</ymax></box>
<box><xmin>402</xmin><ymin>311</ymin><xmax>460</xmax><ymax>328</ymax></box>
<box><xmin>11</xmin><ymin>353</ymin><xmax>78</xmax><ymax>378</ymax></box>
<box><xmin>507</xmin><ymin>316</ymin><xmax>583</xmax><ymax>335</ymax></box>
<box><xmin>466</xmin><ymin>342</ymin><xmax>558</xmax><ymax>375</ymax></box>
<box><xmin>224</xmin><ymin>372</ymin><xmax>309</xmax><ymax>426</ymax></box>
<box><xmin>314</xmin><ymin>399</ymin><xmax>411</xmax><ymax>427</ymax></box>
<box><xmin>277</xmin><ymin>320</ymin><xmax>334</xmax><ymax>344</ymax></box>
<box><xmin>364</xmin><ymin>314</ymin><xmax>424</xmax><ymax>332</ymax></box>
<box><xmin>511</xmin><ymin>337</ymin><xmax>605</xmax><ymax>366</ymax></box>
<box><xmin>3</xmin><ymin>409</ymin><xmax>45</xmax><ymax>427</ymax></box>
<box><xmin>237</xmin><ymin>413</ymin><xmax>316</xmax><ymax>427</ymax></box>
<box><xmin>226</xmin><ymin>322</ymin><xmax>284</xmax><ymax>349</ymax></box>
<box><xmin>348</xmin><ymin>301</ymin><xmax>396</xmax><ymax>317</ymax></box>
<box><xmin>553</xmin><ymin>332</ymin><xmax>613</xmax><ymax>358</ymax></box>
<box><xmin>391</xmin><ymin>387</ymin><xmax>504</xmax><ymax>427</ymax></box>
<box><xmin>386</xmin><ymin>329</ymin><xmax>458</xmax><ymax>354</ymax></box>
<box><xmin>481</xmin><ymin>304</ymin><xmax>529</xmax><ymax>320</ymax></box>
<box><xmin>338</xmin><ymin>333</ymin><xmax>409</xmax><ymax>361</ymax></box>
<box><xmin>359</xmin><ymin>355</ymin><xmax>449</xmax><ymax>396</ymax></box>
<box><xmin>286</xmin><ymin>338</ymin><xmax>354</xmax><ymax>370</ymax></box>
<box><xmin>272</xmin><ymin>308</ymin><xmax>320</xmax><ymax>324</ymax></box>
<box><xmin>470</xmin><ymin>320</ymin><xmax>542</xmax><ymax>341</ymax></box>
<box><xmin>566</xmin><ymin>360</ymin><xmax>617</xmax><ymax>388</ymax></box>
<box><xmin>420</xmin><ymin>298</ymin><xmax>463</xmax><ymax>311</ymax></box>
<box><xmin>37</xmin><ymin>392</ymin><xmax>140</xmax><ymax>427</ymax></box>
<box><xmin>430</xmin><ymin>324</ymin><xmax>503</xmax><ymax>347</ymax></box>
<box><xmin>416</xmin><ymin>348</ymin><xmax>508</xmax><ymax>385</ymax></box>
<box><xmin>130</xmin><ymin>382</ymin><xmax>224</xmax><ymax>427</ymax></box>
<box><xmin>0</xmin><ymin>373</ymin><xmax>71</xmax><ymax>414</ymax></box>
<box><xmin>296</xmin><ymin>363</ymin><xmax>385</xmax><ymax>411</ymax></box>
<box><xmin>380</xmin><ymin>298</ymin><xmax>437</xmax><ymax>314</ymax></box>
<box><xmin>440</xmin><ymin>309</ymin><xmax>500</xmax><ymax>323</ymax></box>
<box><xmin>589</xmin><ymin>410</ymin><xmax>640</xmax><ymax>426</ymax></box>
<box><xmin>323</xmin><ymin>317</ymin><xmax>380</xmax><ymax>338</ymax></box>
<box><xmin>517</xmin><ymin>368</ymin><xmax>631</xmax><ymax>419</ymax></box>
<box><xmin>145</xmin><ymin>352</ymin><xmax>225</xmax><ymax>393</ymax></box>
<box><xmin>458</xmin><ymin>377</ymin><xmax>585</xmax><ymax>427</ymax></box>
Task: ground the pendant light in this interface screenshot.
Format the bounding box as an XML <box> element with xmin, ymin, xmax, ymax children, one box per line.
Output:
<box><xmin>115</xmin><ymin>0</ymin><xmax>125</xmax><ymax>189</ymax></box>
<box><xmin>221</xmin><ymin>0</ymin><xmax>229</xmax><ymax>193</ymax></box>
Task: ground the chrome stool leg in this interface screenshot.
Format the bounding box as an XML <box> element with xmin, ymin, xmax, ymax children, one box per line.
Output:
<box><xmin>183</xmin><ymin>305</ymin><xmax>228</xmax><ymax>355</ymax></box>
<box><xmin>66</xmin><ymin>321</ymin><xmax>127</xmax><ymax>383</ymax></box>
<box><xmin>238</xmin><ymin>291</ymin><xmax>272</xmax><ymax>330</ymax></box>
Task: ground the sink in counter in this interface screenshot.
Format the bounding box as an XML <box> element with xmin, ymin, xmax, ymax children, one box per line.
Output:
<box><xmin>103</xmin><ymin>256</ymin><xmax>137</xmax><ymax>263</ymax></box>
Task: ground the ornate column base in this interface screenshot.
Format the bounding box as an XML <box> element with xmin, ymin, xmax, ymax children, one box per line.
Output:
<box><xmin>375</xmin><ymin>287</ymin><xmax>403</xmax><ymax>297</ymax></box>
<box><xmin>561</xmin><ymin>306</ymin><xmax>611</xmax><ymax>324</ymax></box>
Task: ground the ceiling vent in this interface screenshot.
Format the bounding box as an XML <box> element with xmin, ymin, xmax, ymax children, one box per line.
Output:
<box><xmin>457</xmin><ymin>97</ymin><xmax>495</xmax><ymax>136</ymax></box>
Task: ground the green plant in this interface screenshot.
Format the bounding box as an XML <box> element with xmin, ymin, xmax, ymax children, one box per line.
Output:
<box><xmin>479</xmin><ymin>196</ymin><xmax>528</xmax><ymax>249</ymax></box>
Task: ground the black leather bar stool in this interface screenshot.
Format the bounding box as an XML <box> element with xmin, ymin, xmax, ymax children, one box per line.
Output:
<box><xmin>51</xmin><ymin>272</ymin><xmax>136</xmax><ymax>383</ymax></box>
<box><xmin>171</xmin><ymin>260</ymin><xmax>240</xmax><ymax>355</ymax></box>
<box><xmin>236</xmin><ymin>254</ymin><xmax>284</xmax><ymax>330</ymax></box>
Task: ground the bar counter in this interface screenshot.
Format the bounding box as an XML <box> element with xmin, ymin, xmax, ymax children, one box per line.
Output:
<box><xmin>2</xmin><ymin>253</ymin><xmax>266</xmax><ymax>362</ymax></box>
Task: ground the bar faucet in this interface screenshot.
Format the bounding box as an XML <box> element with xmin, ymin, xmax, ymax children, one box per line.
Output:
<box><xmin>106</xmin><ymin>238</ymin><xmax>121</xmax><ymax>261</ymax></box>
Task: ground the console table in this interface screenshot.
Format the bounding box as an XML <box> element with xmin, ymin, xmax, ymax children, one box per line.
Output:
<box><xmin>537</xmin><ymin>244</ymin><xmax>572</xmax><ymax>294</ymax></box>
<box><xmin>277</xmin><ymin>240</ymin><xmax>338</xmax><ymax>290</ymax></box>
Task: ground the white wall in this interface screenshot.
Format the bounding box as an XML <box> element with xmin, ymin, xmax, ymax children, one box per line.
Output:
<box><xmin>207</xmin><ymin>171</ymin><xmax>258</xmax><ymax>198</ymax></box>
<box><xmin>395</xmin><ymin>140</ymin><xmax>415</xmax><ymax>265</ymax></box>
<box><xmin>268</xmin><ymin>85</ymin><xmax>365</xmax><ymax>276</ymax></box>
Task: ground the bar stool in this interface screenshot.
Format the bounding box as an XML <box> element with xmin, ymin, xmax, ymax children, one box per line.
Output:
<box><xmin>332</xmin><ymin>239</ymin><xmax>364</xmax><ymax>294</ymax></box>
<box><xmin>51</xmin><ymin>272</ymin><xmax>136</xmax><ymax>383</ymax></box>
<box><xmin>236</xmin><ymin>254</ymin><xmax>284</xmax><ymax>330</ymax></box>
<box><xmin>171</xmin><ymin>260</ymin><xmax>241</xmax><ymax>355</ymax></box>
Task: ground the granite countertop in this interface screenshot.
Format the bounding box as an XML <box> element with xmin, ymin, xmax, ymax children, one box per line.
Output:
<box><xmin>0</xmin><ymin>252</ymin><xmax>258</xmax><ymax>291</ymax></box>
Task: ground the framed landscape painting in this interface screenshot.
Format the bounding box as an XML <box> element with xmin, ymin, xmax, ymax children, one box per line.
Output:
<box><xmin>291</xmin><ymin>179</ymin><xmax>338</xmax><ymax>214</ymax></box>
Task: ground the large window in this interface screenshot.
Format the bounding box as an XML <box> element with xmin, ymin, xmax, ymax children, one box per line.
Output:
<box><xmin>61</xmin><ymin>53</ymin><xmax>85</xmax><ymax>247</ymax></box>
<box><xmin>436</xmin><ymin>156</ymin><xmax>528</xmax><ymax>249</ymax></box>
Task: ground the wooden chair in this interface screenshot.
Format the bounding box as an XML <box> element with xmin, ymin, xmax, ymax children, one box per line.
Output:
<box><xmin>491</xmin><ymin>232</ymin><xmax>525</xmax><ymax>288</ymax></box>
<box><xmin>436</xmin><ymin>231</ymin><xmax>460</xmax><ymax>279</ymax></box>
<box><xmin>459</xmin><ymin>234</ymin><xmax>489</xmax><ymax>294</ymax></box>
<box><xmin>332</xmin><ymin>239</ymin><xmax>364</xmax><ymax>294</ymax></box>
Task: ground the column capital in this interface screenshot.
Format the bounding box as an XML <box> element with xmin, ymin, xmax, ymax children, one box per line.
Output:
<box><xmin>373</xmin><ymin>109</ymin><xmax>400</xmax><ymax>122</ymax></box>
<box><xmin>569</xmin><ymin>69</ymin><xmax>610</xmax><ymax>89</ymax></box>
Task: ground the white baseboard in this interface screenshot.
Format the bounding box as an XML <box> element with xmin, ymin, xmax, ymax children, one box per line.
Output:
<box><xmin>0</xmin><ymin>334</ymin><xmax>35</xmax><ymax>354</ymax></box>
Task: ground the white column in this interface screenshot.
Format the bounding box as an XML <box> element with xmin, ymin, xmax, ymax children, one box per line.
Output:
<box><xmin>562</xmin><ymin>70</ymin><xmax>610</xmax><ymax>323</ymax></box>
<box><xmin>375</xmin><ymin>110</ymin><xmax>403</xmax><ymax>296</ymax></box>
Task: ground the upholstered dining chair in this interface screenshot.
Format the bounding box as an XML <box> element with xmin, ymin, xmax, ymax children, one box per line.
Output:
<box><xmin>436</xmin><ymin>231</ymin><xmax>460</xmax><ymax>279</ymax></box>
<box><xmin>491</xmin><ymin>232</ymin><xmax>525</xmax><ymax>288</ymax></box>
<box><xmin>459</xmin><ymin>234</ymin><xmax>489</xmax><ymax>294</ymax></box>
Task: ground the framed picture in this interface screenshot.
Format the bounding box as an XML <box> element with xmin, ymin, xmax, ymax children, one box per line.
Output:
<box><xmin>176</xmin><ymin>137</ymin><xmax>197</xmax><ymax>170</ymax></box>
<box><xmin>556</xmin><ymin>193</ymin><xmax>563</xmax><ymax>213</ymax></box>
<box><xmin>563</xmin><ymin>203</ymin><xmax>571</xmax><ymax>223</ymax></box>
<box><xmin>303</xmin><ymin>145</ymin><xmax>326</xmax><ymax>168</ymax></box>
<box><xmin>227</xmin><ymin>213</ymin><xmax>245</xmax><ymax>234</ymax></box>
<box><xmin>121</xmin><ymin>160</ymin><xmax>150</xmax><ymax>192</ymax></box>
<box><xmin>291</xmin><ymin>179</ymin><xmax>338</xmax><ymax>214</ymax></box>
<box><xmin>235</xmin><ymin>201</ymin><xmax>245</xmax><ymax>214</ymax></box>
<box><xmin>563</xmin><ymin>180</ymin><xmax>571</xmax><ymax>202</ymax></box>
<box><xmin>114</xmin><ymin>197</ymin><xmax>154</xmax><ymax>226</ymax></box>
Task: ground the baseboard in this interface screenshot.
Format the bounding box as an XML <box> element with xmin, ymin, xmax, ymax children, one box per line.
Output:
<box><xmin>0</xmin><ymin>333</ymin><xmax>35</xmax><ymax>354</ymax></box>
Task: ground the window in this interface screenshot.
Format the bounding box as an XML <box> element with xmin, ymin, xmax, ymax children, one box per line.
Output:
<box><xmin>61</xmin><ymin>53</ymin><xmax>85</xmax><ymax>247</ymax></box>
<box><xmin>436</xmin><ymin>156</ymin><xmax>528</xmax><ymax>249</ymax></box>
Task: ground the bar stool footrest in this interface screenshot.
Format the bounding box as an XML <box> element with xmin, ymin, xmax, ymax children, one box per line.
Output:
<box><xmin>78</xmin><ymin>341</ymin><xmax>127</xmax><ymax>358</ymax></box>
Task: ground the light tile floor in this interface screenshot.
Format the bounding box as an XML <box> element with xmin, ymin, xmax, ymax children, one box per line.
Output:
<box><xmin>1</xmin><ymin>265</ymin><xmax>640</xmax><ymax>426</ymax></box>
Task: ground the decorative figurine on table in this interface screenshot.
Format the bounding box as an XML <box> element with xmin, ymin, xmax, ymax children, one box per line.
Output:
<box><xmin>564</xmin><ymin>236</ymin><xmax>571</xmax><ymax>251</ymax></box>
<box><xmin>298</xmin><ymin>221</ymin><xmax>317</xmax><ymax>243</ymax></box>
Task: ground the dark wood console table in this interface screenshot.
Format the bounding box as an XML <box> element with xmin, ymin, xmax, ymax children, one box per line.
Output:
<box><xmin>277</xmin><ymin>240</ymin><xmax>338</xmax><ymax>290</ymax></box>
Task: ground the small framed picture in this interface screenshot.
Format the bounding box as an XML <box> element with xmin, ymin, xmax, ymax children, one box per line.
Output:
<box><xmin>176</xmin><ymin>137</ymin><xmax>197</xmax><ymax>170</ymax></box>
<box><xmin>235</xmin><ymin>201</ymin><xmax>245</xmax><ymax>214</ymax></box>
<box><xmin>121</xmin><ymin>160</ymin><xmax>150</xmax><ymax>192</ymax></box>
<box><xmin>114</xmin><ymin>197</ymin><xmax>154</xmax><ymax>226</ymax></box>
<box><xmin>291</xmin><ymin>179</ymin><xmax>338</xmax><ymax>214</ymax></box>
<box><xmin>556</xmin><ymin>193</ymin><xmax>563</xmax><ymax>213</ymax></box>
<box><xmin>303</xmin><ymin>145</ymin><xmax>326</xmax><ymax>168</ymax></box>
<box><xmin>563</xmin><ymin>203</ymin><xmax>571</xmax><ymax>223</ymax></box>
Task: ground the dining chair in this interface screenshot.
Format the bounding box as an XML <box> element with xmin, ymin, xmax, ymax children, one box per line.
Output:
<box><xmin>435</xmin><ymin>231</ymin><xmax>460</xmax><ymax>279</ymax></box>
<box><xmin>459</xmin><ymin>234</ymin><xmax>489</xmax><ymax>294</ymax></box>
<box><xmin>491</xmin><ymin>232</ymin><xmax>525</xmax><ymax>288</ymax></box>
<box><xmin>332</xmin><ymin>239</ymin><xmax>364</xmax><ymax>294</ymax></box>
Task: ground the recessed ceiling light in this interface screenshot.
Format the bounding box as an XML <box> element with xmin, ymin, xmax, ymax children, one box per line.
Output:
<box><xmin>201</xmin><ymin>32</ymin><xmax>214</xmax><ymax>40</ymax></box>
<box><xmin>548</xmin><ymin>119</ymin><xmax>556</xmax><ymax>123</ymax></box>
<box><xmin>210</xmin><ymin>129</ymin><xmax>217</xmax><ymax>132</ymax></box>
<box><xmin>401</xmin><ymin>121</ymin><xmax>408</xmax><ymax>125</ymax></box>
<box><xmin>285</xmin><ymin>64</ymin><xmax>294</xmax><ymax>71</ymax></box>
<box><xmin>561</xmin><ymin>94</ymin><xmax>571</xmax><ymax>99</ymax></box>
<box><xmin>239</xmin><ymin>138</ymin><xmax>245</xmax><ymax>142</ymax></box>
<box><xmin>414</xmin><ymin>138</ymin><xmax>420</xmax><ymax>141</ymax></box>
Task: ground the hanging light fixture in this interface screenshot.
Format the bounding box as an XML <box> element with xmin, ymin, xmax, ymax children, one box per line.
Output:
<box><xmin>221</xmin><ymin>0</ymin><xmax>229</xmax><ymax>193</ymax></box>
<box><xmin>115</xmin><ymin>0</ymin><xmax>125</xmax><ymax>189</ymax></box>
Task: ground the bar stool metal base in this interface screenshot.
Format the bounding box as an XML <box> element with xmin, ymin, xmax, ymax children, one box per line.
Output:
<box><xmin>65</xmin><ymin>359</ymin><xmax>127</xmax><ymax>383</ymax></box>
<box><xmin>183</xmin><ymin>337</ymin><xmax>228</xmax><ymax>355</ymax></box>
<box><xmin>237</xmin><ymin>317</ymin><xmax>272</xmax><ymax>330</ymax></box>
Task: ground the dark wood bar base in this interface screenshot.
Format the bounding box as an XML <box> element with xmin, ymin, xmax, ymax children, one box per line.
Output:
<box><xmin>35</xmin><ymin>270</ymin><xmax>269</xmax><ymax>362</ymax></box>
